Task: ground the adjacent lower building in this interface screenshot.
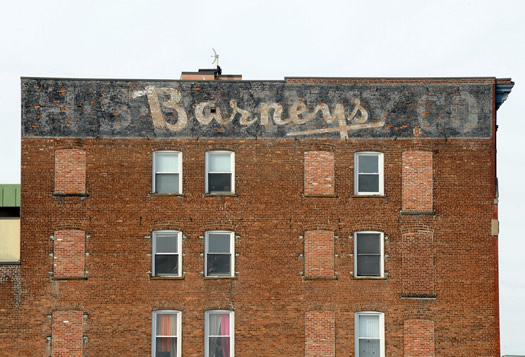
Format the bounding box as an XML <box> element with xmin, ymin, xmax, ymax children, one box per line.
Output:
<box><xmin>0</xmin><ymin>71</ymin><xmax>513</xmax><ymax>356</ymax></box>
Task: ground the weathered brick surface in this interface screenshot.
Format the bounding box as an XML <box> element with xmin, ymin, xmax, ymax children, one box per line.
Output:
<box><xmin>404</xmin><ymin>319</ymin><xmax>434</xmax><ymax>357</ymax></box>
<box><xmin>52</xmin><ymin>310</ymin><xmax>83</xmax><ymax>357</ymax></box>
<box><xmin>305</xmin><ymin>311</ymin><xmax>335</xmax><ymax>357</ymax></box>
<box><xmin>55</xmin><ymin>149</ymin><xmax>86</xmax><ymax>194</ymax></box>
<box><xmin>402</xmin><ymin>151</ymin><xmax>433</xmax><ymax>212</ymax></box>
<box><xmin>304</xmin><ymin>230</ymin><xmax>334</xmax><ymax>278</ymax></box>
<box><xmin>304</xmin><ymin>151</ymin><xmax>335</xmax><ymax>196</ymax></box>
<box><xmin>0</xmin><ymin>135</ymin><xmax>500</xmax><ymax>357</ymax></box>
<box><xmin>54</xmin><ymin>230</ymin><xmax>85</xmax><ymax>278</ymax></box>
<box><xmin>402</xmin><ymin>231</ymin><xmax>434</xmax><ymax>296</ymax></box>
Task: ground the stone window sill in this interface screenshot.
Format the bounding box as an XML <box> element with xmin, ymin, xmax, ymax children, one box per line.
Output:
<box><xmin>400</xmin><ymin>210</ymin><xmax>435</xmax><ymax>215</ymax></box>
<box><xmin>52</xmin><ymin>193</ymin><xmax>89</xmax><ymax>198</ymax></box>
<box><xmin>400</xmin><ymin>294</ymin><xmax>437</xmax><ymax>299</ymax></box>
<box><xmin>52</xmin><ymin>276</ymin><xmax>88</xmax><ymax>281</ymax></box>
<box><xmin>303</xmin><ymin>276</ymin><xmax>337</xmax><ymax>281</ymax></box>
<box><xmin>351</xmin><ymin>194</ymin><xmax>386</xmax><ymax>198</ymax></box>
<box><xmin>204</xmin><ymin>193</ymin><xmax>238</xmax><ymax>197</ymax></box>
<box><xmin>149</xmin><ymin>193</ymin><xmax>184</xmax><ymax>197</ymax></box>
<box><xmin>353</xmin><ymin>276</ymin><xmax>387</xmax><ymax>280</ymax></box>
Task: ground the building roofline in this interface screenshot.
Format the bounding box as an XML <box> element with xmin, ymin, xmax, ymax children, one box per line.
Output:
<box><xmin>21</xmin><ymin>75</ymin><xmax>506</xmax><ymax>82</ymax></box>
<box><xmin>285</xmin><ymin>76</ymin><xmax>498</xmax><ymax>80</ymax></box>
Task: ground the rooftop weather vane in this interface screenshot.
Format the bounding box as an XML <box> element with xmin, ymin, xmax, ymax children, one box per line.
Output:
<box><xmin>211</xmin><ymin>48</ymin><xmax>219</xmax><ymax>66</ymax></box>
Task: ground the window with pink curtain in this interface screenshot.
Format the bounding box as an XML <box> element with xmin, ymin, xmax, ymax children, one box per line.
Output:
<box><xmin>206</xmin><ymin>311</ymin><xmax>233</xmax><ymax>357</ymax></box>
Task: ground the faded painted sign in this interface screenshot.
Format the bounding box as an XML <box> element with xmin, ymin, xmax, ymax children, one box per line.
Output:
<box><xmin>21</xmin><ymin>79</ymin><xmax>493</xmax><ymax>139</ymax></box>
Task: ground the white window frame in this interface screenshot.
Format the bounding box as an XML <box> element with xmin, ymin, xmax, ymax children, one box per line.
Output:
<box><xmin>204</xmin><ymin>231</ymin><xmax>235</xmax><ymax>278</ymax></box>
<box><xmin>152</xmin><ymin>310</ymin><xmax>182</xmax><ymax>357</ymax></box>
<box><xmin>205</xmin><ymin>151</ymin><xmax>235</xmax><ymax>194</ymax></box>
<box><xmin>354</xmin><ymin>152</ymin><xmax>384</xmax><ymax>195</ymax></box>
<box><xmin>152</xmin><ymin>231</ymin><xmax>182</xmax><ymax>277</ymax></box>
<box><xmin>153</xmin><ymin>151</ymin><xmax>182</xmax><ymax>194</ymax></box>
<box><xmin>355</xmin><ymin>311</ymin><xmax>385</xmax><ymax>357</ymax></box>
<box><xmin>354</xmin><ymin>231</ymin><xmax>384</xmax><ymax>278</ymax></box>
<box><xmin>205</xmin><ymin>310</ymin><xmax>234</xmax><ymax>357</ymax></box>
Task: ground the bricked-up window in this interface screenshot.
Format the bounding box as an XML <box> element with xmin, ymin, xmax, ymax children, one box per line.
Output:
<box><xmin>305</xmin><ymin>311</ymin><xmax>335</xmax><ymax>357</ymax></box>
<box><xmin>152</xmin><ymin>231</ymin><xmax>182</xmax><ymax>277</ymax></box>
<box><xmin>206</xmin><ymin>151</ymin><xmax>234</xmax><ymax>194</ymax></box>
<box><xmin>153</xmin><ymin>151</ymin><xmax>182</xmax><ymax>194</ymax></box>
<box><xmin>403</xmin><ymin>319</ymin><xmax>434</xmax><ymax>357</ymax></box>
<box><xmin>53</xmin><ymin>230</ymin><xmax>85</xmax><ymax>278</ymax></box>
<box><xmin>152</xmin><ymin>311</ymin><xmax>181</xmax><ymax>357</ymax></box>
<box><xmin>402</xmin><ymin>232</ymin><xmax>434</xmax><ymax>296</ymax></box>
<box><xmin>402</xmin><ymin>151</ymin><xmax>432</xmax><ymax>212</ymax></box>
<box><xmin>354</xmin><ymin>152</ymin><xmax>384</xmax><ymax>195</ymax></box>
<box><xmin>355</xmin><ymin>312</ymin><xmax>385</xmax><ymax>357</ymax></box>
<box><xmin>205</xmin><ymin>310</ymin><xmax>234</xmax><ymax>357</ymax></box>
<box><xmin>304</xmin><ymin>151</ymin><xmax>335</xmax><ymax>196</ymax></box>
<box><xmin>205</xmin><ymin>231</ymin><xmax>234</xmax><ymax>277</ymax></box>
<box><xmin>354</xmin><ymin>232</ymin><xmax>384</xmax><ymax>278</ymax></box>
<box><xmin>304</xmin><ymin>230</ymin><xmax>335</xmax><ymax>279</ymax></box>
<box><xmin>55</xmin><ymin>149</ymin><xmax>86</xmax><ymax>194</ymax></box>
<box><xmin>52</xmin><ymin>310</ymin><xmax>83</xmax><ymax>357</ymax></box>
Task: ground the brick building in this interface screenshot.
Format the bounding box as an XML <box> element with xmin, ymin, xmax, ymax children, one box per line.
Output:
<box><xmin>0</xmin><ymin>71</ymin><xmax>513</xmax><ymax>356</ymax></box>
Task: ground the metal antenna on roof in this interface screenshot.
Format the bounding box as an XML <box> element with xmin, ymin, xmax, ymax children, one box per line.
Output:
<box><xmin>211</xmin><ymin>48</ymin><xmax>219</xmax><ymax>67</ymax></box>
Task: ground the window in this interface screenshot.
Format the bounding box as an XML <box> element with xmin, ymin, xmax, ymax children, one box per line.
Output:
<box><xmin>153</xmin><ymin>151</ymin><xmax>182</xmax><ymax>194</ymax></box>
<box><xmin>205</xmin><ymin>231</ymin><xmax>234</xmax><ymax>277</ymax></box>
<box><xmin>152</xmin><ymin>310</ymin><xmax>181</xmax><ymax>357</ymax></box>
<box><xmin>152</xmin><ymin>231</ymin><xmax>182</xmax><ymax>277</ymax></box>
<box><xmin>354</xmin><ymin>231</ymin><xmax>384</xmax><ymax>278</ymax></box>
<box><xmin>355</xmin><ymin>312</ymin><xmax>385</xmax><ymax>357</ymax></box>
<box><xmin>206</xmin><ymin>151</ymin><xmax>234</xmax><ymax>194</ymax></box>
<box><xmin>205</xmin><ymin>310</ymin><xmax>234</xmax><ymax>357</ymax></box>
<box><xmin>354</xmin><ymin>152</ymin><xmax>383</xmax><ymax>195</ymax></box>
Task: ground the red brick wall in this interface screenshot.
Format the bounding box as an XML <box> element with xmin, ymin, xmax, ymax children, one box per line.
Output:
<box><xmin>404</xmin><ymin>319</ymin><xmax>434</xmax><ymax>357</ymax></box>
<box><xmin>52</xmin><ymin>310</ymin><xmax>83</xmax><ymax>357</ymax></box>
<box><xmin>402</xmin><ymin>231</ymin><xmax>434</xmax><ymax>296</ymax></box>
<box><xmin>304</xmin><ymin>151</ymin><xmax>334</xmax><ymax>195</ymax></box>
<box><xmin>402</xmin><ymin>151</ymin><xmax>432</xmax><ymax>212</ymax></box>
<box><xmin>55</xmin><ymin>149</ymin><xmax>86</xmax><ymax>194</ymax></box>
<box><xmin>5</xmin><ymin>137</ymin><xmax>499</xmax><ymax>356</ymax></box>
<box><xmin>305</xmin><ymin>311</ymin><xmax>335</xmax><ymax>357</ymax></box>
<box><xmin>54</xmin><ymin>230</ymin><xmax>85</xmax><ymax>278</ymax></box>
<box><xmin>304</xmin><ymin>230</ymin><xmax>334</xmax><ymax>278</ymax></box>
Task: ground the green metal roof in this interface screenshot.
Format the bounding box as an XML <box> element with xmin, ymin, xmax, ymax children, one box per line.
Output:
<box><xmin>0</xmin><ymin>184</ymin><xmax>20</xmax><ymax>207</ymax></box>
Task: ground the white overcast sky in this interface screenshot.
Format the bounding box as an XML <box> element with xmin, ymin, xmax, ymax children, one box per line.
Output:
<box><xmin>1</xmin><ymin>0</ymin><xmax>524</xmax><ymax>353</ymax></box>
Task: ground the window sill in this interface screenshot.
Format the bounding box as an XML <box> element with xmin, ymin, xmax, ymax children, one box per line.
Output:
<box><xmin>204</xmin><ymin>193</ymin><xmax>237</xmax><ymax>197</ymax></box>
<box><xmin>149</xmin><ymin>193</ymin><xmax>184</xmax><ymax>197</ymax></box>
<box><xmin>204</xmin><ymin>276</ymin><xmax>237</xmax><ymax>280</ymax></box>
<box><xmin>52</xmin><ymin>193</ymin><xmax>89</xmax><ymax>198</ymax></box>
<box><xmin>303</xmin><ymin>194</ymin><xmax>338</xmax><ymax>198</ymax></box>
<box><xmin>353</xmin><ymin>276</ymin><xmax>387</xmax><ymax>280</ymax></box>
<box><xmin>52</xmin><ymin>276</ymin><xmax>88</xmax><ymax>281</ymax></box>
<box><xmin>150</xmin><ymin>276</ymin><xmax>184</xmax><ymax>280</ymax></box>
<box><xmin>303</xmin><ymin>276</ymin><xmax>337</xmax><ymax>281</ymax></box>
<box><xmin>0</xmin><ymin>261</ymin><xmax>21</xmax><ymax>265</ymax></box>
<box><xmin>400</xmin><ymin>210</ymin><xmax>435</xmax><ymax>215</ymax></box>
<box><xmin>400</xmin><ymin>294</ymin><xmax>437</xmax><ymax>300</ymax></box>
<box><xmin>352</xmin><ymin>194</ymin><xmax>385</xmax><ymax>198</ymax></box>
